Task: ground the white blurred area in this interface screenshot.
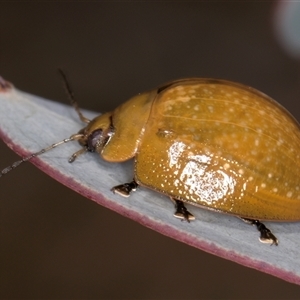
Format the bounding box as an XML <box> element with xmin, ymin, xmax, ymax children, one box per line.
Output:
<box><xmin>274</xmin><ymin>1</ymin><xmax>300</xmax><ymax>60</ymax></box>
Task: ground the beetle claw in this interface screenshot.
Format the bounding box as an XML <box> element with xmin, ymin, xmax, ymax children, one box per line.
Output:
<box><xmin>259</xmin><ymin>230</ymin><xmax>279</xmax><ymax>246</ymax></box>
<box><xmin>173</xmin><ymin>199</ymin><xmax>195</xmax><ymax>222</ymax></box>
<box><xmin>111</xmin><ymin>180</ymin><xmax>138</xmax><ymax>197</ymax></box>
<box><xmin>241</xmin><ymin>218</ymin><xmax>279</xmax><ymax>246</ymax></box>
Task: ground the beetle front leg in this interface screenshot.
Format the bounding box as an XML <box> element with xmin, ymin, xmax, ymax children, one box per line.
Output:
<box><xmin>241</xmin><ymin>218</ymin><xmax>278</xmax><ymax>246</ymax></box>
<box><xmin>171</xmin><ymin>198</ymin><xmax>195</xmax><ymax>222</ymax></box>
<box><xmin>111</xmin><ymin>180</ymin><xmax>139</xmax><ymax>197</ymax></box>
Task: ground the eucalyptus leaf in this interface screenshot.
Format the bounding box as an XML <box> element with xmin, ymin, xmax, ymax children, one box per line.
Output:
<box><xmin>0</xmin><ymin>83</ymin><xmax>299</xmax><ymax>285</ymax></box>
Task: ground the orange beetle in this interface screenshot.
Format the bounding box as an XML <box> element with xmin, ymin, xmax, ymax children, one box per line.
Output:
<box><xmin>2</xmin><ymin>77</ymin><xmax>300</xmax><ymax>245</ymax></box>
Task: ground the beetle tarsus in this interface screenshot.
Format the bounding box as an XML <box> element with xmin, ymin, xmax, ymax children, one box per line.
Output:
<box><xmin>111</xmin><ymin>180</ymin><xmax>138</xmax><ymax>197</ymax></box>
<box><xmin>173</xmin><ymin>199</ymin><xmax>195</xmax><ymax>222</ymax></box>
<box><xmin>241</xmin><ymin>218</ymin><xmax>279</xmax><ymax>246</ymax></box>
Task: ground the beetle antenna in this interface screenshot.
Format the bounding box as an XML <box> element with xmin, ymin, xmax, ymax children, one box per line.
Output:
<box><xmin>0</xmin><ymin>133</ymin><xmax>84</xmax><ymax>178</ymax></box>
<box><xmin>58</xmin><ymin>68</ymin><xmax>91</xmax><ymax>124</ymax></box>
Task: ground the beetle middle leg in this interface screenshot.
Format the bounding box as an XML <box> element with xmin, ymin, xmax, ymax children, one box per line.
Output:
<box><xmin>171</xmin><ymin>198</ymin><xmax>195</xmax><ymax>222</ymax></box>
<box><xmin>111</xmin><ymin>180</ymin><xmax>138</xmax><ymax>197</ymax></box>
<box><xmin>241</xmin><ymin>218</ymin><xmax>278</xmax><ymax>246</ymax></box>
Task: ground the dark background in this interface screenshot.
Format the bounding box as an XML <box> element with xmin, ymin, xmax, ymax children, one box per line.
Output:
<box><xmin>1</xmin><ymin>2</ymin><xmax>300</xmax><ymax>299</ymax></box>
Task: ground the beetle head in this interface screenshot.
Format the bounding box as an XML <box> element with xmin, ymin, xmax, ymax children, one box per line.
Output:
<box><xmin>69</xmin><ymin>112</ymin><xmax>115</xmax><ymax>162</ymax></box>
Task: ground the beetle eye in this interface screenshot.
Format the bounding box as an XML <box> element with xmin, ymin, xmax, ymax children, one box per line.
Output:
<box><xmin>87</xmin><ymin>129</ymin><xmax>103</xmax><ymax>152</ymax></box>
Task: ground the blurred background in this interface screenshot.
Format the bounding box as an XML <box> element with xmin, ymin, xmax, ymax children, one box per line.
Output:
<box><xmin>1</xmin><ymin>2</ymin><xmax>300</xmax><ymax>299</ymax></box>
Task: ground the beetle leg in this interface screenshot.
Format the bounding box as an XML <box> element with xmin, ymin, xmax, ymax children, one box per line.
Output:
<box><xmin>172</xmin><ymin>199</ymin><xmax>195</xmax><ymax>222</ymax></box>
<box><xmin>111</xmin><ymin>180</ymin><xmax>138</xmax><ymax>197</ymax></box>
<box><xmin>241</xmin><ymin>218</ymin><xmax>278</xmax><ymax>246</ymax></box>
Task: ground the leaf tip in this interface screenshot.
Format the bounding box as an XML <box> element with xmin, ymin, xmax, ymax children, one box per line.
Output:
<box><xmin>0</xmin><ymin>76</ymin><xmax>13</xmax><ymax>93</ymax></box>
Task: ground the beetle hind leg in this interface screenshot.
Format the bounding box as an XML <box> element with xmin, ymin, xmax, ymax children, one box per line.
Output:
<box><xmin>172</xmin><ymin>198</ymin><xmax>195</xmax><ymax>222</ymax></box>
<box><xmin>241</xmin><ymin>218</ymin><xmax>278</xmax><ymax>246</ymax></box>
<box><xmin>111</xmin><ymin>180</ymin><xmax>138</xmax><ymax>197</ymax></box>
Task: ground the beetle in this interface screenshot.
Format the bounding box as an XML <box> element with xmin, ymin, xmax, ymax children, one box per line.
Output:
<box><xmin>1</xmin><ymin>75</ymin><xmax>300</xmax><ymax>245</ymax></box>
